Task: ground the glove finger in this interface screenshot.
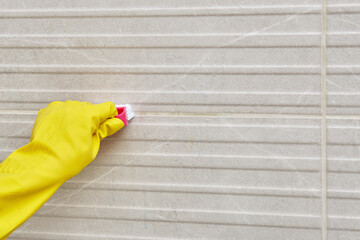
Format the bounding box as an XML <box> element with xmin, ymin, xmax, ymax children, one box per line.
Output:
<box><xmin>65</xmin><ymin>100</ymin><xmax>92</xmax><ymax>107</ymax></box>
<box><xmin>95</xmin><ymin>117</ymin><xmax>124</xmax><ymax>141</ymax></box>
<box><xmin>91</xmin><ymin>118</ymin><xmax>124</xmax><ymax>158</ymax></box>
<box><xmin>40</xmin><ymin>101</ymin><xmax>64</xmax><ymax>114</ymax></box>
<box><xmin>90</xmin><ymin>102</ymin><xmax>118</xmax><ymax>126</ymax></box>
<box><xmin>48</xmin><ymin>101</ymin><xmax>64</xmax><ymax>107</ymax></box>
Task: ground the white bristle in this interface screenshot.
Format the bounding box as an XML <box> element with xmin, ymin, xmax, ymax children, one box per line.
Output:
<box><xmin>124</xmin><ymin>104</ymin><xmax>135</xmax><ymax>120</ymax></box>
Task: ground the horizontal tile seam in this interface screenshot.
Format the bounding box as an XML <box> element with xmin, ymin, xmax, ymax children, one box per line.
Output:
<box><xmin>0</xmin><ymin>137</ymin><xmax>321</xmax><ymax>145</ymax></box>
<box><xmin>2</xmin><ymin>110</ymin><xmax>360</xmax><ymax>119</ymax></box>
<box><xmin>31</xmin><ymin>214</ymin><xmax>321</xmax><ymax>230</ymax></box>
<box><xmin>3</xmin><ymin>32</ymin><xmax>360</xmax><ymax>37</ymax></box>
<box><xmin>9</xmin><ymin>231</ymin><xmax>190</xmax><ymax>240</ymax></box>
<box><xmin>1</xmin><ymin>90</ymin><xmax>360</xmax><ymax>96</ymax></box>
<box><xmin>63</xmin><ymin>181</ymin><xmax>321</xmax><ymax>195</ymax></box>
<box><xmin>0</xmin><ymin>33</ymin><xmax>323</xmax><ymax>37</ymax></box>
<box><xmin>59</xmin><ymin>183</ymin><xmax>360</xmax><ymax>200</ymax></box>
<box><xmin>0</xmin><ymin>6</ymin><xmax>321</xmax><ymax>17</ymax></box>
<box><xmin>2</xmin><ymin>91</ymin><xmax>360</xmax><ymax>97</ymax></box>
<box><xmin>0</xmin><ymin>122</ymin><xmax>322</xmax><ymax>128</ymax></box>
<box><xmin>42</xmin><ymin>203</ymin><xmax>321</xmax><ymax>218</ymax></box>
<box><xmin>0</xmin><ymin>5</ymin><xmax>358</xmax><ymax>18</ymax></box>
<box><xmin>0</xmin><ymin>89</ymin><xmax>322</xmax><ymax>95</ymax></box>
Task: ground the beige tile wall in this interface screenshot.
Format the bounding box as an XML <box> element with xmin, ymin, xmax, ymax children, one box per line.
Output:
<box><xmin>327</xmin><ymin>1</ymin><xmax>360</xmax><ymax>239</ymax></box>
<box><xmin>0</xmin><ymin>0</ymin><xmax>357</xmax><ymax>239</ymax></box>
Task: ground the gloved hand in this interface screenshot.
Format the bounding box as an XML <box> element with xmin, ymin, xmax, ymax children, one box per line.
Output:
<box><xmin>0</xmin><ymin>101</ymin><xmax>124</xmax><ymax>239</ymax></box>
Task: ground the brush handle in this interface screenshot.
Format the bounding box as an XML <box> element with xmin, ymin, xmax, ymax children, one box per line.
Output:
<box><xmin>115</xmin><ymin>106</ymin><xmax>128</xmax><ymax>126</ymax></box>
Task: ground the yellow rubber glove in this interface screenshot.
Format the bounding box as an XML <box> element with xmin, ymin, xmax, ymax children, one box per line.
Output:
<box><xmin>0</xmin><ymin>101</ymin><xmax>124</xmax><ymax>239</ymax></box>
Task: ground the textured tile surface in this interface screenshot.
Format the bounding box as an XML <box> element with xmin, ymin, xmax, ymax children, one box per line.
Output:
<box><xmin>327</xmin><ymin>118</ymin><xmax>360</xmax><ymax>239</ymax></box>
<box><xmin>0</xmin><ymin>113</ymin><xmax>323</xmax><ymax>239</ymax></box>
<box><xmin>326</xmin><ymin>3</ymin><xmax>360</xmax><ymax>238</ymax></box>
<box><xmin>0</xmin><ymin>0</ymin><xmax>355</xmax><ymax>239</ymax></box>
<box><xmin>327</xmin><ymin>2</ymin><xmax>360</xmax><ymax>115</ymax></box>
<box><xmin>0</xmin><ymin>0</ymin><xmax>322</xmax><ymax>114</ymax></box>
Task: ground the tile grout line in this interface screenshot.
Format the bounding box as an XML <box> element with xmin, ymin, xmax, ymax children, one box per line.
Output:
<box><xmin>2</xmin><ymin>110</ymin><xmax>360</xmax><ymax>119</ymax></box>
<box><xmin>321</xmin><ymin>0</ymin><xmax>328</xmax><ymax>240</ymax></box>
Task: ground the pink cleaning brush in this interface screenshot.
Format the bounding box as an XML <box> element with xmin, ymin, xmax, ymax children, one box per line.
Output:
<box><xmin>114</xmin><ymin>104</ymin><xmax>135</xmax><ymax>126</ymax></box>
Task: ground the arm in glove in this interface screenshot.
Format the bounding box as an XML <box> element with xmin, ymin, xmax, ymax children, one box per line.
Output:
<box><xmin>0</xmin><ymin>101</ymin><xmax>124</xmax><ymax>239</ymax></box>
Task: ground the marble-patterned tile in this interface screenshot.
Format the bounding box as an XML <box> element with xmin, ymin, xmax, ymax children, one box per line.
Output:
<box><xmin>1</xmin><ymin>113</ymin><xmax>322</xmax><ymax>239</ymax></box>
<box><xmin>0</xmin><ymin>1</ymin><xmax>321</xmax><ymax>114</ymax></box>
<box><xmin>327</xmin><ymin>3</ymin><xmax>360</xmax><ymax>115</ymax></box>
<box><xmin>328</xmin><ymin>118</ymin><xmax>360</xmax><ymax>238</ymax></box>
<box><xmin>0</xmin><ymin>0</ymin><xmax>324</xmax><ymax>239</ymax></box>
